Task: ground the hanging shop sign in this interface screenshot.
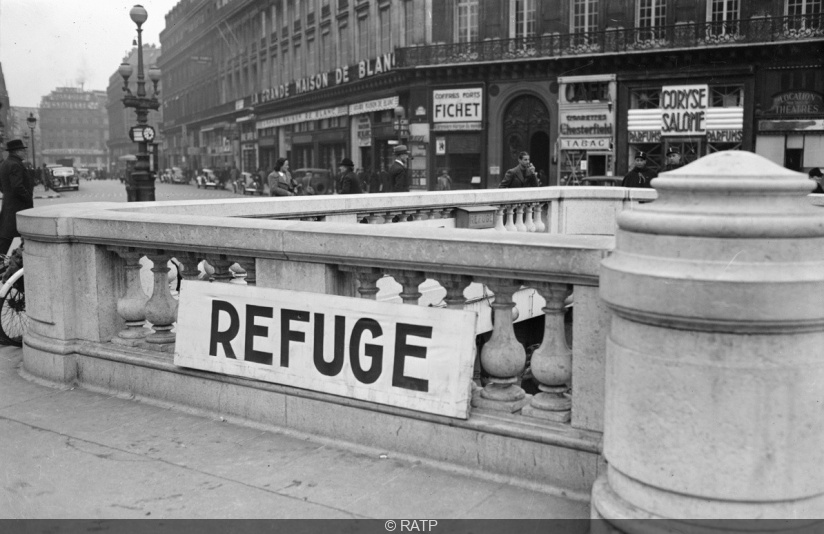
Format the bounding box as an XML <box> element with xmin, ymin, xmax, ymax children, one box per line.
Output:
<box><xmin>357</xmin><ymin>116</ymin><xmax>372</xmax><ymax>147</ymax></box>
<box><xmin>765</xmin><ymin>91</ymin><xmax>824</xmax><ymax>116</ymax></box>
<box><xmin>433</xmin><ymin>88</ymin><xmax>483</xmax><ymax>123</ymax></box>
<box><xmin>349</xmin><ymin>96</ymin><xmax>399</xmax><ymax>116</ymax></box>
<box><xmin>175</xmin><ymin>281</ymin><xmax>477</xmax><ymax>419</ymax></box>
<box><xmin>560</xmin><ymin>138</ymin><xmax>610</xmax><ymax>150</ymax></box>
<box><xmin>661</xmin><ymin>84</ymin><xmax>709</xmax><ymax>136</ymax></box>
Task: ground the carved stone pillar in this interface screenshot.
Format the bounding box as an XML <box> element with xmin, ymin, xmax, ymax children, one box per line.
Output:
<box><xmin>177</xmin><ymin>253</ymin><xmax>202</xmax><ymax>282</ymax></box>
<box><xmin>471</xmin><ymin>278</ymin><xmax>528</xmax><ymax>412</ymax></box>
<box><xmin>435</xmin><ymin>273</ymin><xmax>472</xmax><ymax>310</ymax></box>
<box><xmin>144</xmin><ymin>252</ymin><xmax>179</xmax><ymax>348</ymax></box>
<box><xmin>109</xmin><ymin>247</ymin><xmax>150</xmax><ymax>346</ymax></box>
<box><xmin>339</xmin><ymin>266</ymin><xmax>382</xmax><ymax>300</ymax></box>
<box><xmin>366</xmin><ymin>213</ymin><xmax>384</xmax><ymax>224</ymax></box>
<box><xmin>412</xmin><ymin>210</ymin><xmax>430</xmax><ymax>221</ymax></box>
<box><xmin>522</xmin><ymin>282</ymin><xmax>572</xmax><ymax>422</ymax></box>
<box><xmin>592</xmin><ymin>151</ymin><xmax>824</xmax><ymax>529</ymax></box>
<box><xmin>388</xmin><ymin>270</ymin><xmax>426</xmax><ymax>305</ymax></box>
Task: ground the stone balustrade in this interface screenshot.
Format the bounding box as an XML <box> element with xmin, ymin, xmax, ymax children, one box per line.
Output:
<box><xmin>18</xmin><ymin>187</ymin><xmax>650</xmax><ymax>500</ymax></box>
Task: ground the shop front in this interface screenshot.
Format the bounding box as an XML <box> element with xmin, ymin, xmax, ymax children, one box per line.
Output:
<box><xmin>755</xmin><ymin>66</ymin><xmax>824</xmax><ymax>173</ymax></box>
<box><xmin>625</xmin><ymin>81</ymin><xmax>747</xmax><ymax>174</ymax></box>
<box><xmin>557</xmin><ymin>75</ymin><xmax>616</xmax><ymax>185</ymax></box>
<box><xmin>431</xmin><ymin>86</ymin><xmax>484</xmax><ymax>190</ymax></box>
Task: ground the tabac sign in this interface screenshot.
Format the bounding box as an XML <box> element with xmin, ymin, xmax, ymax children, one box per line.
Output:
<box><xmin>175</xmin><ymin>281</ymin><xmax>477</xmax><ymax>419</ymax></box>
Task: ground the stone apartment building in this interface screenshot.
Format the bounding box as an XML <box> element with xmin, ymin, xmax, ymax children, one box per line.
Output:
<box><xmin>39</xmin><ymin>87</ymin><xmax>109</xmax><ymax>169</ymax></box>
<box><xmin>157</xmin><ymin>0</ymin><xmax>824</xmax><ymax>189</ymax></box>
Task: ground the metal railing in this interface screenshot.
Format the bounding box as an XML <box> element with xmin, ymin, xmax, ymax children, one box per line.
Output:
<box><xmin>396</xmin><ymin>14</ymin><xmax>824</xmax><ymax>67</ymax></box>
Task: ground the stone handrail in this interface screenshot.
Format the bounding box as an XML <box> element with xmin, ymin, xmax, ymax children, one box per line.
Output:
<box><xmin>18</xmin><ymin>186</ymin><xmax>653</xmax><ymax>495</ymax></box>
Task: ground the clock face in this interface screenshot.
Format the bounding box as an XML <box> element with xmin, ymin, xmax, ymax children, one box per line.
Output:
<box><xmin>143</xmin><ymin>127</ymin><xmax>155</xmax><ymax>141</ymax></box>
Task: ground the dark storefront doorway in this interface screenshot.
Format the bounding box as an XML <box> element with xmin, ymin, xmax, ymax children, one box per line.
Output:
<box><xmin>502</xmin><ymin>95</ymin><xmax>552</xmax><ymax>184</ymax></box>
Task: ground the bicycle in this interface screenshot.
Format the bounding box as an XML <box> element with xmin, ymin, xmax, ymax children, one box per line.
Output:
<box><xmin>0</xmin><ymin>246</ymin><xmax>27</xmax><ymax>347</ymax></box>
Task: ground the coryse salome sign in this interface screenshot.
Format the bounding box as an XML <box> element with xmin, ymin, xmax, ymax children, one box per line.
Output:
<box><xmin>661</xmin><ymin>84</ymin><xmax>708</xmax><ymax>136</ymax></box>
<box><xmin>174</xmin><ymin>282</ymin><xmax>477</xmax><ymax>419</ymax></box>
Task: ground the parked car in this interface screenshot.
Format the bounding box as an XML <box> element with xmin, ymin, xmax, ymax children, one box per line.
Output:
<box><xmin>241</xmin><ymin>171</ymin><xmax>264</xmax><ymax>195</ymax></box>
<box><xmin>50</xmin><ymin>166</ymin><xmax>79</xmax><ymax>191</ymax></box>
<box><xmin>197</xmin><ymin>169</ymin><xmax>220</xmax><ymax>189</ymax></box>
<box><xmin>170</xmin><ymin>167</ymin><xmax>187</xmax><ymax>184</ymax></box>
<box><xmin>292</xmin><ymin>168</ymin><xmax>334</xmax><ymax>195</ymax></box>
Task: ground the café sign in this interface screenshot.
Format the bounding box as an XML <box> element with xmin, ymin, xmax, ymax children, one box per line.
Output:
<box><xmin>175</xmin><ymin>282</ymin><xmax>477</xmax><ymax>419</ymax></box>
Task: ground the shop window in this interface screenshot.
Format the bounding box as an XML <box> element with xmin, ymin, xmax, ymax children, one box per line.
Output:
<box><xmin>564</xmin><ymin>82</ymin><xmax>609</xmax><ymax>103</ymax></box>
<box><xmin>707</xmin><ymin>142</ymin><xmax>741</xmax><ymax>153</ymax></box>
<box><xmin>630</xmin><ymin>88</ymin><xmax>661</xmax><ymax>109</ymax></box>
<box><xmin>711</xmin><ymin>85</ymin><xmax>743</xmax><ymax>107</ymax></box>
<box><xmin>455</xmin><ymin>0</ymin><xmax>479</xmax><ymax>43</ymax></box>
<box><xmin>636</xmin><ymin>0</ymin><xmax>667</xmax><ymax>41</ymax></box>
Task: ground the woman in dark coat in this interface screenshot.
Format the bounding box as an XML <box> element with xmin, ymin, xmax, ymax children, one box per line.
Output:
<box><xmin>0</xmin><ymin>139</ymin><xmax>34</xmax><ymax>254</ymax></box>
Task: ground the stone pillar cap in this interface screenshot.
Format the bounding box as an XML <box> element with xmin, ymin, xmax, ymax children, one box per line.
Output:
<box><xmin>619</xmin><ymin>151</ymin><xmax>824</xmax><ymax>238</ymax></box>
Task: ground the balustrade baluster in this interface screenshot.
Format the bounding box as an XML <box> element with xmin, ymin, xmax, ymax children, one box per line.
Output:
<box><xmin>524</xmin><ymin>205</ymin><xmax>537</xmax><ymax>232</ymax></box>
<box><xmin>532</xmin><ymin>203</ymin><xmax>546</xmax><ymax>233</ymax></box>
<box><xmin>433</xmin><ymin>273</ymin><xmax>481</xmax><ymax>388</ymax></box>
<box><xmin>145</xmin><ymin>252</ymin><xmax>179</xmax><ymax>349</ymax></box>
<box><xmin>366</xmin><ymin>213</ymin><xmax>384</xmax><ymax>224</ymax></box>
<box><xmin>177</xmin><ymin>253</ymin><xmax>202</xmax><ymax>282</ymax></box>
<box><xmin>412</xmin><ymin>210</ymin><xmax>429</xmax><ymax>221</ymax></box>
<box><xmin>504</xmin><ymin>205</ymin><xmax>517</xmax><ymax>232</ymax></box>
<box><xmin>439</xmin><ymin>208</ymin><xmax>453</xmax><ymax>220</ymax></box>
<box><xmin>388</xmin><ymin>270</ymin><xmax>426</xmax><ymax>305</ymax></box>
<box><xmin>494</xmin><ymin>206</ymin><xmax>506</xmax><ymax>232</ymax></box>
<box><xmin>340</xmin><ymin>266</ymin><xmax>382</xmax><ymax>299</ymax></box>
<box><xmin>522</xmin><ymin>283</ymin><xmax>572</xmax><ymax>422</ymax></box>
<box><xmin>472</xmin><ymin>278</ymin><xmax>528</xmax><ymax>412</ymax></box>
<box><xmin>236</xmin><ymin>258</ymin><xmax>257</xmax><ymax>285</ymax></box>
<box><xmin>515</xmin><ymin>205</ymin><xmax>527</xmax><ymax>232</ymax></box>
<box><xmin>208</xmin><ymin>256</ymin><xmax>235</xmax><ymax>283</ymax></box>
<box><xmin>109</xmin><ymin>247</ymin><xmax>150</xmax><ymax>346</ymax></box>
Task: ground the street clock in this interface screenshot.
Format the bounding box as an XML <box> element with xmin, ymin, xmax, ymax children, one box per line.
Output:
<box><xmin>129</xmin><ymin>125</ymin><xmax>156</xmax><ymax>142</ymax></box>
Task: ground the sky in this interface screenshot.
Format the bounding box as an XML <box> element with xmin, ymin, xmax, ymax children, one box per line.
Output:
<box><xmin>1</xmin><ymin>0</ymin><xmax>182</xmax><ymax>107</ymax></box>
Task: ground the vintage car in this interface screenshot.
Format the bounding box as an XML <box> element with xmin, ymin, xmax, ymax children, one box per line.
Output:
<box><xmin>241</xmin><ymin>171</ymin><xmax>264</xmax><ymax>195</ymax></box>
<box><xmin>196</xmin><ymin>168</ymin><xmax>221</xmax><ymax>189</ymax></box>
<box><xmin>170</xmin><ymin>167</ymin><xmax>188</xmax><ymax>184</ymax></box>
<box><xmin>49</xmin><ymin>166</ymin><xmax>80</xmax><ymax>192</ymax></box>
<box><xmin>292</xmin><ymin>168</ymin><xmax>334</xmax><ymax>195</ymax></box>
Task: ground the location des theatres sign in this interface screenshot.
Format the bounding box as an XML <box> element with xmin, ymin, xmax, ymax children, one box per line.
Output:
<box><xmin>175</xmin><ymin>281</ymin><xmax>478</xmax><ymax>419</ymax></box>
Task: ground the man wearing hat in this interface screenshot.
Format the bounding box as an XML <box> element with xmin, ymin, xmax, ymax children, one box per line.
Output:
<box><xmin>389</xmin><ymin>144</ymin><xmax>410</xmax><ymax>192</ymax></box>
<box><xmin>622</xmin><ymin>150</ymin><xmax>657</xmax><ymax>188</ymax></box>
<box><xmin>337</xmin><ymin>157</ymin><xmax>362</xmax><ymax>195</ymax></box>
<box><xmin>0</xmin><ymin>139</ymin><xmax>34</xmax><ymax>254</ymax></box>
<box><xmin>664</xmin><ymin>146</ymin><xmax>684</xmax><ymax>172</ymax></box>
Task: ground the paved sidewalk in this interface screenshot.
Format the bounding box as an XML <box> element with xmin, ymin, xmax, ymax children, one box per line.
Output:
<box><xmin>0</xmin><ymin>346</ymin><xmax>588</xmax><ymax>519</ymax></box>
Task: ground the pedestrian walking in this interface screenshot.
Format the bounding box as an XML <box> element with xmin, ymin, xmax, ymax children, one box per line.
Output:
<box><xmin>0</xmin><ymin>139</ymin><xmax>34</xmax><ymax>254</ymax></box>
<box><xmin>338</xmin><ymin>158</ymin><xmax>362</xmax><ymax>195</ymax></box>
<box><xmin>268</xmin><ymin>157</ymin><xmax>297</xmax><ymax>196</ymax></box>
<box><xmin>809</xmin><ymin>167</ymin><xmax>824</xmax><ymax>194</ymax></box>
<box><xmin>499</xmin><ymin>151</ymin><xmax>539</xmax><ymax>188</ymax></box>
<box><xmin>622</xmin><ymin>151</ymin><xmax>657</xmax><ymax>188</ymax></box>
<box><xmin>436</xmin><ymin>168</ymin><xmax>453</xmax><ymax>191</ymax></box>
<box><xmin>388</xmin><ymin>145</ymin><xmax>410</xmax><ymax>192</ymax></box>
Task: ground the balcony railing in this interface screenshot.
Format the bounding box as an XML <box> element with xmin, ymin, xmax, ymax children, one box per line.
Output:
<box><xmin>396</xmin><ymin>14</ymin><xmax>824</xmax><ymax>67</ymax></box>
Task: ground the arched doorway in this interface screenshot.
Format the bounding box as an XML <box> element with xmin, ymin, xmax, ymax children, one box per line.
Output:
<box><xmin>502</xmin><ymin>95</ymin><xmax>552</xmax><ymax>185</ymax></box>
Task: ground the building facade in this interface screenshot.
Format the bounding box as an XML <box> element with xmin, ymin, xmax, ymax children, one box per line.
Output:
<box><xmin>158</xmin><ymin>0</ymin><xmax>824</xmax><ymax>189</ymax></box>
<box><xmin>107</xmin><ymin>45</ymin><xmax>164</xmax><ymax>174</ymax></box>
<box><xmin>39</xmin><ymin>88</ymin><xmax>109</xmax><ymax>169</ymax></box>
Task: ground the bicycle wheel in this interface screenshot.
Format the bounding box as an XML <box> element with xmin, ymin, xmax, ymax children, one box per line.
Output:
<box><xmin>0</xmin><ymin>276</ymin><xmax>27</xmax><ymax>347</ymax></box>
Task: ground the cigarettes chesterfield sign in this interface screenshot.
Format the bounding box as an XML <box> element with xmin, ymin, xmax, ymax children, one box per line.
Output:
<box><xmin>175</xmin><ymin>282</ymin><xmax>478</xmax><ymax>418</ymax></box>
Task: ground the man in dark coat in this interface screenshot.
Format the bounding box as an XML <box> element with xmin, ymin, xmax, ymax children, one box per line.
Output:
<box><xmin>0</xmin><ymin>139</ymin><xmax>34</xmax><ymax>254</ymax></box>
<box><xmin>622</xmin><ymin>151</ymin><xmax>657</xmax><ymax>188</ymax></box>
<box><xmin>338</xmin><ymin>158</ymin><xmax>362</xmax><ymax>194</ymax></box>
<box><xmin>499</xmin><ymin>151</ymin><xmax>539</xmax><ymax>188</ymax></box>
<box><xmin>388</xmin><ymin>145</ymin><xmax>410</xmax><ymax>192</ymax></box>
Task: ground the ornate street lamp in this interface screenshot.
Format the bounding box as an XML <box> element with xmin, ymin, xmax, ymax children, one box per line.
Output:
<box><xmin>119</xmin><ymin>4</ymin><xmax>161</xmax><ymax>202</ymax></box>
<box><xmin>26</xmin><ymin>112</ymin><xmax>37</xmax><ymax>169</ymax></box>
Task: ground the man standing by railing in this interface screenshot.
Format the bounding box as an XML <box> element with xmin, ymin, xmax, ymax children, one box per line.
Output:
<box><xmin>389</xmin><ymin>145</ymin><xmax>410</xmax><ymax>192</ymax></box>
<box><xmin>0</xmin><ymin>140</ymin><xmax>34</xmax><ymax>254</ymax></box>
<box><xmin>499</xmin><ymin>151</ymin><xmax>539</xmax><ymax>188</ymax></box>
